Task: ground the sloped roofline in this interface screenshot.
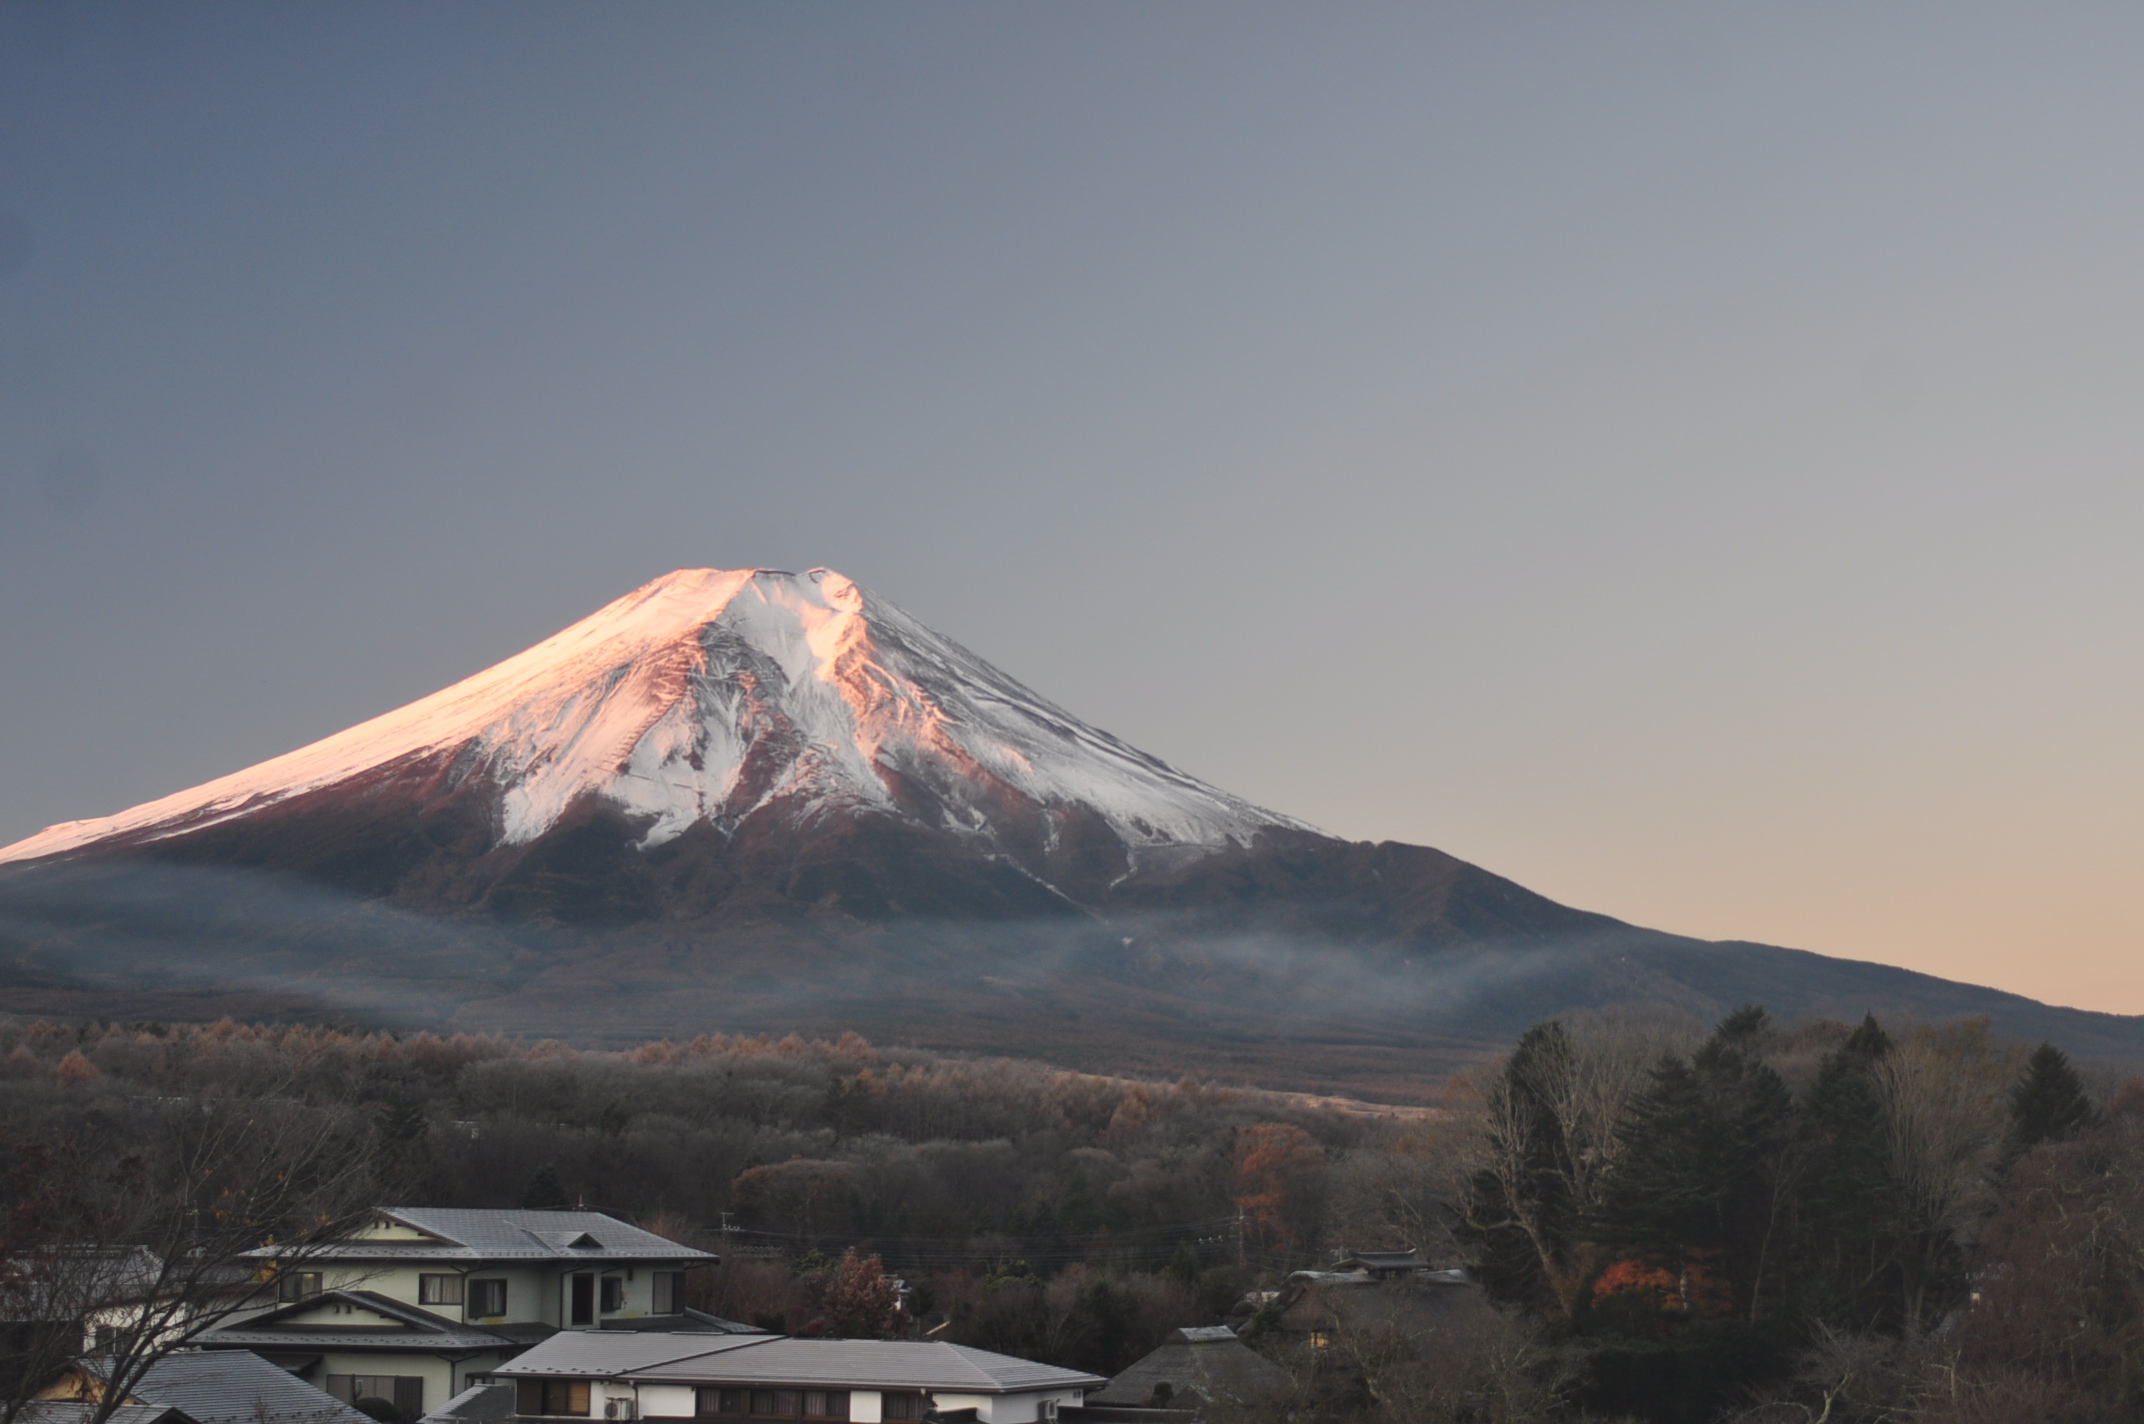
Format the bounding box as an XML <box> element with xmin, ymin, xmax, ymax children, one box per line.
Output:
<box><xmin>244</xmin><ymin>1209</ymin><xmax>715</xmax><ymax>1265</ymax></box>
<box><xmin>193</xmin><ymin>1290</ymin><xmax>514</xmax><ymax>1352</ymax></box>
<box><xmin>495</xmin><ymin>1335</ymin><xmax>1104</xmax><ymax>1395</ymax></box>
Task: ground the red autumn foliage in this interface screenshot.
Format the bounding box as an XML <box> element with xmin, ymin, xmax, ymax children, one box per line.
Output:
<box><xmin>1592</xmin><ymin>1253</ymin><xmax>1735</xmax><ymax>1318</ymax></box>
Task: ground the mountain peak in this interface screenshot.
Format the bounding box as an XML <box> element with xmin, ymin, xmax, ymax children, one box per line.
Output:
<box><xmin>0</xmin><ymin>566</ymin><xmax>1310</xmax><ymax>869</ymax></box>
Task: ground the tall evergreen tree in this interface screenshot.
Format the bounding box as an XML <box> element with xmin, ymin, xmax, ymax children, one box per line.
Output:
<box><xmin>1589</xmin><ymin>1007</ymin><xmax>1793</xmax><ymax>1317</ymax></box>
<box><xmin>2006</xmin><ymin>1041</ymin><xmax>2101</xmax><ymax>1160</ymax></box>
<box><xmin>1798</xmin><ymin>1014</ymin><xmax>1904</xmax><ymax>1330</ymax></box>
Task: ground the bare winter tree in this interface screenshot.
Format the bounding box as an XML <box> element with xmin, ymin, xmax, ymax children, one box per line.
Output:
<box><xmin>1</xmin><ymin>1084</ymin><xmax>386</xmax><ymax>1424</ymax></box>
<box><xmin>1324</xmin><ymin>1118</ymin><xmax>1467</xmax><ymax>1262</ymax></box>
<box><xmin>1528</xmin><ymin>1006</ymin><xmax>1703</xmax><ymax>1221</ymax></box>
<box><xmin>1874</xmin><ymin>1038</ymin><xmax>2004</xmax><ymax>1333</ymax></box>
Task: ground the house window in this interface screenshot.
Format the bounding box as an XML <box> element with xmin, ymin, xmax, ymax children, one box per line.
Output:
<box><xmin>420</xmin><ymin>1274</ymin><xmax>464</xmax><ymax>1306</ymax></box>
<box><xmin>328</xmin><ymin>1375</ymin><xmax>425</xmax><ymax>1416</ymax></box>
<box><xmin>278</xmin><ymin>1271</ymin><xmax>323</xmax><ymax>1302</ymax></box>
<box><xmin>570</xmin><ymin>1273</ymin><xmax>595</xmax><ymax>1327</ymax></box>
<box><xmin>1307</xmin><ymin>1329</ymin><xmax>1332</xmax><ymax>1349</ymax></box>
<box><xmin>599</xmin><ymin>1276</ymin><xmax>626</xmax><ymax>1313</ymax></box>
<box><xmin>879</xmin><ymin>1395</ymin><xmax>926</xmax><ymax>1421</ymax></box>
<box><xmin>516</xmin><ymin>1380</ymin><xmax>592</xmax><ymax>1416</ymax></box>
<box><xmin>470</xmin><ymin>1279</ymin><xmax>508</xmax><ymax>1318</ymax></box>
<box><xmin>652</xmin><ymin>1272</ymin><xmax>681</xmax><ymax>1314</ymax></box>
<box><xmin>693</xmin><ymin>1389</ymin><xmax>846</xmax><ymax>1421</ymax></box>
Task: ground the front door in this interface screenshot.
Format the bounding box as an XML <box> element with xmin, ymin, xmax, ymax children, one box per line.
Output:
<box><xmin>569</xmin><ymin>1272</ymin><xmax>595</xmax><ymax>1327</ymax></box>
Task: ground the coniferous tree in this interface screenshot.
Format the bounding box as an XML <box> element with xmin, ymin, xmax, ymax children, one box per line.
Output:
<box><xmin>2005</xmin><ymin>1041</ymin><xmax>2102</xmax><ymax>1160</ymax></box>
<box><xmin>1589</xmin><ymin>1007</ymin><xmax>1793</xmax><ymax>1318</ymax></box>
<box><xmin>520</xmin><ymin>1162</ymin><xmax>571</xmax><ymax>1209</ymax></box>
<box><xmin>1799</xmin><ymin>1014</ymin><xmax>1903</xmax><ymax>1330</ymax></box>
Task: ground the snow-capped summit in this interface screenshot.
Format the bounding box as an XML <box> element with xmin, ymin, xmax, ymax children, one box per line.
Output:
<box><xmin>0</xmin><ymin>567</ymin><xmax>1312</xmax><ymax>870</ymax></box>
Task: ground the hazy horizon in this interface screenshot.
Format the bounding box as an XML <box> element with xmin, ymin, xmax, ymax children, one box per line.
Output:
<box><xmin>3</xmin><ymin>5</ymin><xmax>2139</xmax><ymax>1015</ymax></box>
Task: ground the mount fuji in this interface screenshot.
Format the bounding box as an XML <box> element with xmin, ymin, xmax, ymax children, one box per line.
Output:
<box><xmin>2</xmin><ymin>567</ymin><xmax>1307</xmax><ymax>894</ymax></box>
<box><xmin>3</xmin><ymin>567</ymin><xmax>2138</xmax><ymax>1095</ymax></box>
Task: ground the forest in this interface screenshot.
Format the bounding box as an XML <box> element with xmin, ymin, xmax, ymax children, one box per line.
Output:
<box><xmin>3</xmin><ymin>1008</ymin><xmax>2141</xmax><ymax>1424</ymax></box>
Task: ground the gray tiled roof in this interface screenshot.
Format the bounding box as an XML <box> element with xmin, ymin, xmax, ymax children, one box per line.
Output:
<box><xmin>417</xmin><ymin>1383</ymin><xmax>516</xmax><ymax>1424</ymax></box>
<box><xmin>243</xmin><ymin>1211</ymin><xmax>713</xmax><ymax>1266</ymax></box>
<box><xmin>130</xmin><ymin>1349</ymin><xmax>375</xmax><ymax>1424</ymax></box>
<box><xmin>498</xmin><ymin>1333</ymin><xmax>1103</xmax><ymax>1395</ymax></box>
<box><xmin>641</xmin><ymin>1340</ymin><xmax>1105</xmax><ymax>1393</ymax></box>
<box><xmin>194</xmin><ymin>1291</ymin><xmax>513</xmax><ymax>1353</ymax></box>
<box><xmin>1087</xmin><ymin>1331</ymin><xmax>1289</xmax><ymax>1408</ymax></box>
<box><xmin>4</xmin><ymin>1247</ymin><xmax>175</xmax><ymax>1315</ymax></box>
<box><xmin>493</xmin><ymin>1334</ymin><xmax>767</xmax><ymax>1377</ymax></box>
<box><xmin>20</xmin><ymin>1404</ymin><xmax>195</xmax><ymax>1424</ymax></box>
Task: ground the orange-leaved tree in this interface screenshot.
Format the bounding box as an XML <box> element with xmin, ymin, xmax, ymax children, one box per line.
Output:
<box><xmin>1234</xmin><ymin>1123</ymin><xmax>1326</xmax><ymax>1255</ymax></box>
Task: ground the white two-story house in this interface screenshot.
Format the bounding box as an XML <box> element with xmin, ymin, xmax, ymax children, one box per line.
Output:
<box><xmin>196</xmin><ymin>1210</ymin><xmax>722</xmax><ymax>1419</ymax></box>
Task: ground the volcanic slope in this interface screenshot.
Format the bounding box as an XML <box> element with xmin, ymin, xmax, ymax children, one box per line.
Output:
<box><xmin>3</xmin><ymin>567</ymin><xmax>2138</xmax><ymax>1096</ymax></box>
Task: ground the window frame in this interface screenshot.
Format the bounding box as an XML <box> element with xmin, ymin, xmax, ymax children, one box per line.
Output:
<box><xmin>693</xmin><ymin>1387</ymin><xmax>848</xmax><ymax>1420</ymax></box>
<box><xmin>516</xmin><ymin>1379</ymin><xmax>592</xmax><ymax>1417</ymax></box>
<box><xmin>469</xmin><ymin>1278</ymin><xmax>508</xmax><ymax>1319</ymax></box>
<box><xmin>599</xmin><ymin>1275</ymin><xmax>626</xmax><ymax>1314</ymax></box>
<box><xmin>278</xmin><ymin>1270</ymin><xmax>324</xmax><ymax>1303</ymax></box>
<box><xmin>331</xmin><ymin>1374</ymin><xmax>426</xmax><ymax>1415</ymax></box>
<box><xmin>419</xmin><ymin>1273</ymin><xmax>464</xmax><ymax>1307</ymax></box>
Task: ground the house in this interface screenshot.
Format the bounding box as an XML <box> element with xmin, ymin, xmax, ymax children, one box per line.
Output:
<box><xmin>495</xmin><ymin>1328</ymin><xmax>1106</xmax><ymax>1424</ymax></box>
<box><xmin>1083</xmin><ymin>1328</ymin><xmax>1287</xmax><ymax>1415</ymax></box>
<box><xmin>242</xmin><ymin>1210</ymin><xmax>718</xmax><ymax>1331</ymax></box>
<box><xmin>1326</xmin><ymin>1250</ymin><xmax>1429</xmax><ymax>1281</ymax></box>
<box><xmin>34</xmin><ymin>1348</ymin><xmax>373</xmax><ymax>1424</ymax></box>
<box><xmin>5</xmin><ymin>1246</ymin><xmax>258</xmax><ymax>1363</ymax></box>
<box><xmin>1265</xmin><ymin>1268</ymin><xmax>1484</xmax><ymax>1351</ymax></box>
<box><xmin>194</xmin><ymin>1210</ymin><xmax>719</xmax><ymax>1418</ymax></box>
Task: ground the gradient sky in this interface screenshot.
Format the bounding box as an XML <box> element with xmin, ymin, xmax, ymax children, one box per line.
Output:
<box><xmin>3</xmin><ymin>5</ymin><xmax>2140</xmax><ymax>1014</ymax></box>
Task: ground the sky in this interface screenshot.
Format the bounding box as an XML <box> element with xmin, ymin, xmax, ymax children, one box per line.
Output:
<box><xmin>2</xmin><ymin>4</ymin><xmax>2140</xmax><ymax>1015</ymax></box>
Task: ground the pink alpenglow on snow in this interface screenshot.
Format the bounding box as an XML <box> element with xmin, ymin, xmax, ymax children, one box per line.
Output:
<box><xmin>0</xmin><ymin>568</ymin><xmax>1314</xmax><ymax>867</ymax></box>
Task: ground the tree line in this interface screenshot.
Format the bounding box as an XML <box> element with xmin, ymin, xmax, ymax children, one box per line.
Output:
<box><xmin>1433</xmin><ymin>1006</ymin><xmax>2141</xmax><ymax>1423</ymax></box>
<box><xmin>6</xmin><ymin>1009</ymin><xmax>2141</xmax><ymax>1423</ymax></box>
